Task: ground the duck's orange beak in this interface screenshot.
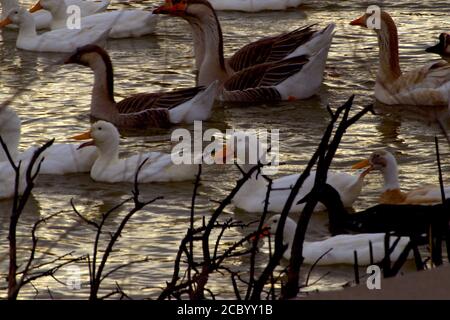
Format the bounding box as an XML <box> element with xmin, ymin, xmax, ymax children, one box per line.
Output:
<box><xmin>352</xmin><ymin>158</ymin><xmax>370</xmax><ymax>169</ymax></box>
<box><xmin>29</xmin><ymin>1</ymin><xmax>43</xmax><ymax>13</ymax></box>
<box><xmin>350</xmin><ymin>15</ymin><xmax>366</xmax><ymax>27</ymax></box>
<box><xmin>153</xmin><ymin>0</ymin><xmax>187</xmax><ymax>15</ymax></box>
<box><xmin>70</xmin><ymin>131</ymin><xmax>94</xmax><ymax>149</ymax></box>
<box><xmin>0</xmin><ymin>17</ymin><xmax>12</xmax><ymax>28</ymax></box>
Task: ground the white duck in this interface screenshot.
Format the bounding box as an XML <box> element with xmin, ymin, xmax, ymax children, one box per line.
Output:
<box><xmin>0</xmin><ymin>7</ymin><xmax>110</xmax><ymax>52</ymax></box>
<box><xmin>350</xmin><ymin>11</ymin><xmax>450</xmax><ymax>106</ymax></box>
<box><xmin>209</xmin><ymin>0</ymin><xmax>302</xmax><ymax>12</ymax></box>
<box><xmin>71</xmin><ymin>121</ymin><xmax>198</xmax><ymax>183</ymax></box>
<box><xmin>154</xmin><ymin>0</ymin><xmax>335</xmax><ymax>102</ymax></box>
<box><xmin>1</xmin><ymin>0</ymin><xmax>51</xmax><ymax>29</ymax></box>
<box><xmin>353</xmin><ymin>150</ymin><xmax>450</xmax><ymax>205</ymax></box>
<box><xmin>31</xmin><ymin>0</ymin><xmax>157</xmax><ymax>39</ymax></box>
<box><xmin>265</xmin><ymin>215</ymin><xmax>411</xmax><ymax>265</ymax></box>
<box><xmin>217</xmin><ymin>132</ymin><xmax>371</xmax><ymax>213</ymax></box>
<box><xmin>0</xmin><ymin>106</ymin><xmax>97</xmax><ymax>175</ymax></box>
<box><xmin>1</xmin><ymin>0</ymin><xmax>109</xmax><ymax>30</ymax></box>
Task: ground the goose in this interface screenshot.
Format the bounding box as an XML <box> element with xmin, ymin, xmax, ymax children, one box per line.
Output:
<box><xmin>0</xmin><ymin>106</ymin><xmax>97</xmax><ymax>175</ymax></box>
<box><xmin>312</xmin><ymin>184</ymin><xmax>450</xmax><ymax>237</ymax></box>
<box><xmin>30</xmin><ymin>0</ymin><xmax>157</xmax><ymax>39</ymax></box>
<box><xmin>263</xmin><ymin>214</ymin><xmax>410</xmax><ymax>265</ymax></box>
<box><xmin>350</xmin><ymin>11</ymin><xmax>450</xmax><ymax>106</ymax></box>
<box><xmin>0</xmin><ymin>7</ymin><xmax>110</xmax><ymax>52</ymax></box>
<box><xmin>153</xmin><ymin>0</ymin><xmax>335</xmax><ymax>102</ymax></box>
<box><xmin>426</xmin><ymin>33</ymin><xmax>450</xmax><ymax>62</ymax></box>
<box><xmin>209</xmin><ymin>0</ymin><xmax>302</xmax><ymax>12</ymax></box>
<box><xmin>352</xmin><ymin>150</ymin><xmax>450</xmax><ymax>205</ymax></box>
<box><xmin>1</xmin><ymin>0</ymin><xmax>109</xmax><ymax>30</ymax></box>
<box><xmin>216</xmin><ymin>132</ymin><xmax>371</xmax><ymax>213</ymax></box>
<box><xmin>64</xmin><ymin>44</ymin><xmax>218</xmax><ymax>129</ymax></box>
<box><xmin>71</xmin><ymin>120</ymin><xmax>198</xmax><ymax>183</ymax></box>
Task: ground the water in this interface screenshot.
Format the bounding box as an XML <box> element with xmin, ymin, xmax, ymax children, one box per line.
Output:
<box><xmin>0</xmin><ymin>0</ymin><xmax>449</xmax><ymax>299</ymax></box>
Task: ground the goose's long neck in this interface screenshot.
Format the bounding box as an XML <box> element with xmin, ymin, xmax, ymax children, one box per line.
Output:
<box><xmin>194</xmin><ymin>11</ymin><xmax>228</xmax><ymax>86</ymax></box>
<box><xmin>89</xmin><ymin>55</ymin><xmax>117</xmax><ymax>119</ymax></box>
<box><xmin>0</xmin><ymin>0</ymin><xmax>17</xmax><ymax>19</ymax></box>
<box><xmin>381</xmin><ymin>162</ymin><xmax>400</xmax><ymax>191</ymax></box>
<box><xmin>185</xmin><ymin>16</ymin><xmax>205</xmax><ymax>70</ymax></box>
<box><xmin>375</xmin><ymin>16</ymin><xmax>402</xmax><ymax>83</ymax></box>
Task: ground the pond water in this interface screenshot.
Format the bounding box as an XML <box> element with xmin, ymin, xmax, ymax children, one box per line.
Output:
<box><xmin>0</xmin><ymin>0</ymin><xmax>449</xmax><ymax>299</ymax></box>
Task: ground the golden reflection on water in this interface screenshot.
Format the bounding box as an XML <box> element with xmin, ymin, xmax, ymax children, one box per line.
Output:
<box><xmin>0</xmin><ymin>1</ymin><xmax>449</xmax><ymax>298</ymax></box>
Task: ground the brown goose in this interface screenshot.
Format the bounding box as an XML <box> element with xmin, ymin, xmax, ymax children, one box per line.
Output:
<box><xmin>153</xmin><ymin>0</ymin><xmax>334</xmax><ymax>102</ymax></box>
<box><xmin>64</xmin><ymin>45</ymin><xmax>218</xmax><ymax>129</ymax></box>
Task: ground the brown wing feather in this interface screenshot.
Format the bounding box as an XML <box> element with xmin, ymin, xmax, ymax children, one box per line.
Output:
<box><xmin>228</xmin><ymin>25</ymin><xmax>316</xmax><ymax>72</ymax></box>
<box><xmin>114</xmin><ymin>108</ymin><xmax>171</xmax><ymax>129</ymax></box>
<box><xmin>224</xmin><ymin>55</ymin><xmax>309</xmax><ymax>91</ymax></box>
<box><xmin>116</xmin><ymin>86</ymin><xmax>205</xmax><ymax>114</ymax></box>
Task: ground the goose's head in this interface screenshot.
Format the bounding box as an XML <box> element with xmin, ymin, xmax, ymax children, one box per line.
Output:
<box><xmin>29</xmin><ymin>0</ymin><xmax>61</xmax><ymax>14</ymax></box>
<box><xmin>426</xmin><ymin>33</ymin><xmax>450</xmax><ymax>61</ymax></box>
<box><xmin>64</xmin><ymin>44</ymin><xmax>111</xmax><ymax>68</ymax></box>
<box><xmin>153</xmin><ymin>0</ymin><xmax>214</xmax><ymax>19</ymax></box>
<box><xmin>349</xmin><ymin>10</ymin><xmax>397</xmax><ymax>35</ymax></box>
<box><xmin>0</xmin><ymin>7</ymin><xmax>30</xmax><ymax>28</ymax></box>
<box><xmin>352</xmin><ymin>150</ymin><xmax>397</xmax><ymax>174</ymax></box>
<box><xmin>71</xmin><ymin>121</ymin><xmax>120</xmax><ymax>151</ymax></box>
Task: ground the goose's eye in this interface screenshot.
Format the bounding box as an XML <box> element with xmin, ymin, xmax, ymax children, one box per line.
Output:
<box><xmin>98</xmin><ymin>127</ymin><xmax>102</xmax><ymax>131</ymax></box>
<box><xmin>273</xmin><ymin>219</ymin><xmax>277</xmax><ymax>223</ymax></box>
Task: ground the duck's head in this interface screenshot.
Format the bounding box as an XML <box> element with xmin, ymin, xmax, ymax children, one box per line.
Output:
<box><xmin>214</xmin><ymin>131</ymin><xmax>268</xmax><ymax>171</ymax></box>
<box><xmin>426</xmin><ymin>33</ymin><xmax>450</xmax><ymax>59</ymax></box>
<box><xmin>263</xmin><ymin>214</ymin><xmax>297</xmax><ymax>241</ymax></box>
<box><xmin>71</xmin><ymin>121</ymin><xmax>120</xmax><ymax>150</ymax></box>
<box><xmin>352</xmin><ymin>150</ymin><xmax>397</xmax><ymax>173</ymax></box>
<box><xmin>153</xmin><ymin>0</ymin><xmax>214</xmax><ymax>19</ymax></box>
<box><xmin>0</xmin><ymin>7</ymin><xmax>29</xmax><ymax>28</ymax></box>
<box><xmin>64</xmin><ymin>44</ymin><xmax>111</xmax><ymax>67</ymax></box>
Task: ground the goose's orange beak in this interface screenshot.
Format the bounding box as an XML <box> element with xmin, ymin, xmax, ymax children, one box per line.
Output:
<box><xmin>350</xmin><ymin>15</ymin><xmax>366</xmax><ymax>27</ymax></box>
<box><xmin>0</xmin><ymin>17</ymin><xmax>12</xmax><ymax>28</ymax></box>
<box><xmin>29</xmin><ymin>1</ymin><xmax>43</xmax><ymax>13</ymax></box>
<box><xmin>352</xmin><ymin>159</ymin><xmax>370</xmax><ymax>169</ymax></box>
<box><xmin>70</xmin><ymin>131</ymin><xmax>94</xmax><ymax>149</ymax></box>
<box><xmin>153</xmin><ymin>0</ymin><xmax>187</xmax><ymax>15</ymax></box>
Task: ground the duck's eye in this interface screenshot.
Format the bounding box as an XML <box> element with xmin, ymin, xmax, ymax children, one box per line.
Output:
<box><xmin>273</xmin><ymin>219</ymin><xmax>277</xmax><ymax>223</ymax></box>
<box><xmin>98</xmin><ymin>127</ymin><xmax>102</xmax><ymax>130</ymax></box>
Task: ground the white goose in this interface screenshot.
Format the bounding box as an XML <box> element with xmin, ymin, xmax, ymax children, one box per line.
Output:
<box><xmin>31</xmin><ymin>0</ymin><xmax>157</xmax><ymax>39</ymax></box>
<box><xmin>1</xmin><ymin>0</ymin><xmax>109</xmax><ymax>29</ymax></box>
<box><xmin>209</xmin><ymin>0</ymin><xmax>302</xmax><ymax>12</ymax></box>
<box><xmin>265</xmin><ymin>215</ymin><xmax>411</xmax><ymax>265</ymax></box>
<box><xmin>350</xmin><ymin>10</ymin><xmax>450</xmax><ymax>106</ymax></box>
<box><xmin>0</xmin><ymin>106</ymin><xmax>97</xmax><ymax>175</ymax></box>
<box><xmin>217</xmin><ymin>132</ymin><xmax>371</xmax><ymax>213</ymax></box>
<box><xmin>154</xmin><ymin>0</ymin><xmax>335</xmax><ymax>102</ymax></box>
<box><xmin>0</xmin><ymin>7</ymin><xmax>110</xmax><ymax>52</ymax></box>
<box><xmin>71</xmin><ymin>121</ymin><xmax>198</xmax><ymax>183</ymax></box>
<box><xmin>353</xmin><ymin>150</ymin><xmax>450</xmax><ymax>205</ymax></box>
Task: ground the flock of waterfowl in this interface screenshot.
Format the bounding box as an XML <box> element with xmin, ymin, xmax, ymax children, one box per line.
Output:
<box><xmin>1</xmin><ymin>0</ymin><xmax>450</xmax><ymax>267</ymax></box>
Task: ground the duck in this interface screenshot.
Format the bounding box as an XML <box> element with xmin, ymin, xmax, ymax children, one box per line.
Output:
<box><xmin>352</xmin><ymin>150</ymin><xmax>450</xmax><ymax>205</ymax></box>
<box><xmin>1</xmin><ymin>0</ymin><xmax>109</xmax><ymax>30</ymax></box>
<box><xmin>0</xmin><ymin>7</ymin><xmax>110</xmax><ymax>52</ymax></box>
<box><xmin>1</xmin><ymin>0</ymin><xmax>51</xmax><ymax>29</ymax></box>
<box><xmin>153</xmin><ymin>0</ymin><xmax>335</xmax><ymax>102</ymax></box>
<box><xmin>64</xmin><ymin>44</ymin><xmax>218</xmax><ymax>129</ymax></box>
<box><xmin>216</xmin><ymin>132</ymin><xmax>371</xmax><ymax>213</ymax></box>
<box><xmin>208</xmin><ymin>0</ymin><xmax>302</xmax><ymax>12</ymax></box>
<box><xmin>0</xmin><ymin>106</ymin><xmax>97</xmax><ymax>175</ymax></box>
<box><xmin>426</xmin><ymin>33</ymin><xmax>450</xmax><ymax>62</ymax></box>
<box><xmin>30</xmin><ymin>0</ymin><xmax>157</xmax><ymax>39</ymax></box>
<box><xmin>311</xmin><ymin>183</ymin><xmax>450</xmax><ymax>238</ymax></box>
<box><xmin>71</xmin><ymin>120</ymin><xmax>198</xmax><ymax>183</ymax></box>
<box><xmin>263</xmin><ymin>214</ymin><xmax>411</xmax><ymax>265</ymax></box>
<box><xmin>350</xmin><ymin>10</ymin><xmax>450</xmax><ymax>106</ymax></box>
